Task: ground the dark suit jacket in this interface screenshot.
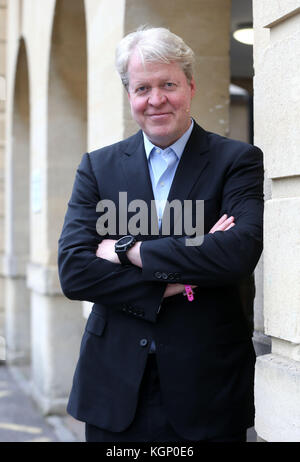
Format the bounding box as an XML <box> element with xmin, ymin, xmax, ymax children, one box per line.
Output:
<box><xmin>58</xmin><ymin>121</ymin><xmax>264</xmax><ymax>441</ymax></box>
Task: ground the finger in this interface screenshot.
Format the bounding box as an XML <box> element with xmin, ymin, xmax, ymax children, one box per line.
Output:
<box><xmin>209</xmin><ymin>214</ymin><xmax>228</xmax><ymax>233</ymax></box>
<box><xmin>214</xmin><ymin>214</ymin><xmax>228</xmax><ymax>227</ymax></box>
<box><xmin>218</xmin><ymin>216</ymin><xmax>234</xmax><ymax>230</ymax></box>
<box><xmin>224</xmin><ymin>222</ymin><xmax>235</xmax><ymax>231</ymax></box>
<box><xmin>209</xmin><ymin>216</ymin><xmax>235</xmax><ymax>234</ymax></box>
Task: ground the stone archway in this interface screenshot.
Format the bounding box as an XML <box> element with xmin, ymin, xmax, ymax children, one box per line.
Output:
<box><xmin>29</xmin><ymin>0</ymin><xmax>87</xmax><ymax>414</ymax></box>
<box><xmin>4</xmin><ymin>38</ymin><xmax>31</xmax><ymax>365</ymax></box>
<box><xmin>47</xmin><ymin>0</ymin><xmax>87</xmax><ymax>261</ymax></box>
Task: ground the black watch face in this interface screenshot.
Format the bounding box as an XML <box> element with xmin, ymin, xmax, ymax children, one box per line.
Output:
<box><xmin>117</xmin><ymin>235</ymin><xmax>134</xmax><ymax>248</ymax></box>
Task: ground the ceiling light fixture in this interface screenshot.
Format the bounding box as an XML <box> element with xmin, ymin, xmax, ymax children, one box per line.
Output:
<box><xmin>233</xmin><ymin>23</ymin><xmax>254</xmax><ymax>45</ymax></box>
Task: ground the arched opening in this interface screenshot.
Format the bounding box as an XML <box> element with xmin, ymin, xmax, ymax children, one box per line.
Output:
<box><xmin>47</xmin><ymin>0</ymin><xmax>87</xmax><ymax>263</ymax></box>
<box><xmin>5</xmin><ymin>38</ymin><xmax>31</xmax><ymax>364</ymax></box>
<box><xmin>29</xmin><ymin>0</ymin><xmax>88</xmax><ymax>414</ymax></box>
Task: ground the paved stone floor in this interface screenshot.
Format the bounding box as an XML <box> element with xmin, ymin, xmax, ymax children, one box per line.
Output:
<box><xmin>0</xmin><ymin>362</ymin><xmax>84</xmax><ymax>442</ymax></box>
<box><xmin>0</xmin><ymin>361</ymin><xmax>257</xmax><ymax>443</ymax></box>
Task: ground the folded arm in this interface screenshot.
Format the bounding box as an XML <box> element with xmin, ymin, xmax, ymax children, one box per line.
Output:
<box><xmin>140</xmin><ymin>145</ymin><xmax>264</xmax><ymax>287</ymax></box>
<box><xmin>58</xmin><ymin>153</ymin><xmax>166</xmax><ymax>323</ymax></box>
<box><xmin>96</xmin><ymin>214</ymin><xmax>236</xmax><ymax>296</ymax></box>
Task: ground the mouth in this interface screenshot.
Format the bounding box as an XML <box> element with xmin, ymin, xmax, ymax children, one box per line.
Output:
<box><xmin>147</xmin><ymin>113</ymin><xmax>172</xmax><ymax>120</ymax></box>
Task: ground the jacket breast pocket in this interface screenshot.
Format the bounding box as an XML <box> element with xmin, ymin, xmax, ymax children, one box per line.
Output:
<box><xmin>85</xmin><ymin>311</ymin><xmax>106</xmax><ymax>337</ymax></box>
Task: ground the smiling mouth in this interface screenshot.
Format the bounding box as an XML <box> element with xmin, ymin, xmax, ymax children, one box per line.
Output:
<box><xmin>147</xmin><ymin>113</ymin><xmax>172</xmax><ymax>118</ymax></box>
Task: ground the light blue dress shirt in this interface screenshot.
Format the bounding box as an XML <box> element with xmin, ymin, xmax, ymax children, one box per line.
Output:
<box><xmin>143</xmin><ymin>120</ymin><xmax>194</xmax><ymax>226</ymax></box>
<box><xmin>142</xmin><ymin>120</ymin><xmax>194</xmax><ymax>352</ymax></box>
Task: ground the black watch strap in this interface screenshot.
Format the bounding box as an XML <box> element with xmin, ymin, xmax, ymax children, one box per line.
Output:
<box><xmin>116</xmin><ymin>250</ymin><xmax>132</xmax><ymax>266</ymax></box>
<box><xmin>115</xmin><ymin>235</ymin><xmax>136</xmax><ymax>266</ymax></box>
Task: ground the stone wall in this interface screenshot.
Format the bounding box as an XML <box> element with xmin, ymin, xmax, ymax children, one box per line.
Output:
<box><xmin>253</xmin><ymin>0</ymin><xmax>300</xmax><ymax>442</ymax></box>
<box><xmin>0</xmin><ymin>0</ymin><xmax>7</xmax><ymax>355</ymax></box>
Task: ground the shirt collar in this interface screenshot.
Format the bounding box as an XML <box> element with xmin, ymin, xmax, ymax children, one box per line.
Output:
<box><xmin>143</xmin><ymin>119</ymin><xmax>194</xmax><ymax>160</ymax></box>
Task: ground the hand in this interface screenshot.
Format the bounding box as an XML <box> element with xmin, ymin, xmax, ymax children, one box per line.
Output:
<box><xmin>209</xmin><ymin>214</ymin><xmax>235</xmax><ymax>234</ymax></box>
<box><xmin>96</xmin><ymin>239</ymin><xmax>142</xmax><ymax>267</ymax></box>
<box><xmin>96</xmin><ymin>239</ymin><xmax>119</xmax><ymax>264</ymax></box>
<box><xmin>169</xmin><ymin>215</ymin><xmax>234</xmax><ymax>296</ymax></box>
<box><xmin>163</xmin><ymin>283</ymin><xmax>197</xmax><ymax>298</ymax></box>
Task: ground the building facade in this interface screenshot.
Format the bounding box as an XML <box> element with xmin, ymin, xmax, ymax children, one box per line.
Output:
<box><xmin>0</xmin><ymin>0</ymin><xmax>299</xmax><ymax>442</ymax></box>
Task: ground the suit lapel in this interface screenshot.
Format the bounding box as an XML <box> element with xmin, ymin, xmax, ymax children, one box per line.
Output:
<box><xmin>167</xmin><ymin>122</ymin><xmax>210</xmax><ymax>204</ymax></box>
<box><xmin>163</xmin><ymin>123</ymin><xmax>210</xmax><ymax>234</ymax></box>
<box><xmin>121</xmin><ymin>131</ymin><xmax>159</xmax><ymax>236</ymax></box>
<box><xmin>121</xmin><ymin>123</ymin><xmax>210</xmax><ymax>237</ymax></box>
<box><xmin>121</xmin><ymin>131</ymin><xmax>154</xmax><ymax>202</ymax></box>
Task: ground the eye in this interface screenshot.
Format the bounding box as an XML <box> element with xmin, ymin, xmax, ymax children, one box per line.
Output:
<box><xmin>165</xmin><ymin>82</ymin><xmax>176</xmax><ymax>89</ymax></box>
<box><xmin>136</xmin><ymin>86</ymin><xmax>148</xmax><ymax>94</ymax></box>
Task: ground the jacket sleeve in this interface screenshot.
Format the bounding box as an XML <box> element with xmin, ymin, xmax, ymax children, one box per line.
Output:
<box><xmin>140</xmin><ymin>145</ymin><xmax>264</xmax><ymax>287</ymax></box>
<box><xmin>58</xmin><ymin>152</ymin><xmax>166</xmax><ymax>323</ymax></box>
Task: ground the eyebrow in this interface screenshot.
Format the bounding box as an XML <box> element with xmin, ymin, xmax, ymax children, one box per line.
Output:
<box><xmin>132</xmin><ymin>78</ymin><xmax>179</xmax><ymax>87</ymax></box>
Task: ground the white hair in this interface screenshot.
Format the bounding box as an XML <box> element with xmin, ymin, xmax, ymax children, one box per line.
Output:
<box><xmin>115</xmin><ymin>26</ymin><xmax>195</xmax><ymax>90</ymax></box>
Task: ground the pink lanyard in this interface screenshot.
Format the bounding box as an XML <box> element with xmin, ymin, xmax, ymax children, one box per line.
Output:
<box><xmin>184</xmin><ymin>285</ymin><xmax>194</xmax><ymax>302</ymax></box>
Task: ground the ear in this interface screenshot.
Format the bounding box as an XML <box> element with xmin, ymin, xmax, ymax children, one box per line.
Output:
<box><xmin>190</xmin><ymin>77</ymin><xmax>196</xmax><ymax>99</ymax></box>
<box><xmin>127</xmin><ymin>91</ymin><xmax>131</xmax><ymax>101</ymax></box>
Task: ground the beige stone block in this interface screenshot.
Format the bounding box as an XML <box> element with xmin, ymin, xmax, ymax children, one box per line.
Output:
<box><xmin>272</xmin><ymin>338</ymin><xmax>300</xmax><ymax>362</ymax></box>
<box><xmin>0</xmin><ymin>146</ymin><xmax>5</xmax><ymax>171</ymax></box>
<box><xmin>253</xmin><ymin>0</ymin><xmax>300</xmax><ymax>28</ymax></box>
<box><xmin>253</xmin><ymin>9</ymin><xmax>270</xmax><ymax>71</ymax></box>
<box><xmin>254</xmin><ymin>26</ymin><xmax>300</xmax><ymax>178</ymax></box>
<box><xmin>254</xmin><ymin>255</ymin><xmax>264</xmax><ymax>333</ymax></box>
<box><xmin>31</xmin><ymin>291</ymin><xmax>85</xmax><ymax>414</ymax></box>
<box><xmin>26</xmin><ymin>262</ymin><xmax>61</xmax><ymax>296</ymax></box>
<box><xmin>0</xmin><ymin>8</ymin><xmax>7</xmax><ymax>41</ymax></box>
<box><xmin>0</xmin><ymin>111</ymin><xmax>5</xmax><ymax>139</ymax></box>
<box><xmin>264</xmin><ymin>198</ymin><xmax>300</xmax><ymax>342</ymax></box>
<box><xmin>255</xmin><ymin>353</ymin><xmax>300</xmax><ymax>442</ymax></box>
<box><xmin>85</xmin><ymin>0</ymin><xmax>125</xmax><ymax>149</ymax></box>
<box><xmin>125</xmin><ymin>0</ymin><xmax>231</xmax><ymax>57</ymax></box>
<box><xmin>0</xmin><ymin>75</ymin><xmax>5</xmax><ymax>101</ymax></box>
<box><xmin>5</xmin><ymin>275</ymin><xmax>31</xmax><ymax>364</ymax></box>
<box><xmin>272</xmin><ymin>176</ymin><xmax>300</xmax><ymax>199</ymax></box>
<box><xmin>0</xmin><ymin>41</ymin><xmax>7</xmax><ymax>75</ymax></box>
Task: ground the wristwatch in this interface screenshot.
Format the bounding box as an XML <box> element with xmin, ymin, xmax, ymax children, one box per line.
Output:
<box><xmin>115</xmin><ymin>235</ymin><xmax>137</xmax><ymax>265</ymax></box>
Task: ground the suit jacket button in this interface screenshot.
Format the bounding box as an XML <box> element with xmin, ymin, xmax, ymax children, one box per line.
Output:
<box><xmin>154</xmin><ymin>271</ymin><xmax>162</xmax><ymax>279</ymax></box>
<box><xmin>140</xmin><ymin>338</ymin><xmax>148</xmax><ymax>347</ymax></box>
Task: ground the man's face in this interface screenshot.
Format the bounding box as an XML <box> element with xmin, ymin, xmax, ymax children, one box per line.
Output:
<box><xmin>127</xmin><ymin>51</ymin><xmax>196</xmax><ymax>148</ymax></box>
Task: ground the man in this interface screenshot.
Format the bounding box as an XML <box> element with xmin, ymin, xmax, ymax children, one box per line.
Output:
<box><xmin>58</xmin><ymin>27</ymin><xmax>264</xmax><ymax>442</ymax></box>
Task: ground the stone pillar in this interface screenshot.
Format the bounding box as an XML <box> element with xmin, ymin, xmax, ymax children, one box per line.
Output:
<box><xmin>253</xmin><ymin>0</ymin><xmax>300</xmax><ymax>442</ymax></box>
<box><xmin>4</xmin><ymin>37</ymin><xmax>31</xmax><ymax>365</ymax></box>
<box><xmin>0</xmin><ymin>0</ymin><xmax>7</xmax><ymax>359</ymax></box>
<box><xmin>4</xmin><ymin>0</ymin><xmax>87</xmax><ymax>413</ymax></box>
<box><xmin>25</xmin><ymin>0</ymin><xmax>87</xmax><ymax>414</ymax></box>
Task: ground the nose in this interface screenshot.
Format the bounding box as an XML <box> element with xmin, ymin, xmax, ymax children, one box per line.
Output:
<box><xmin>148</xmin><ymin>88</ymin><xmax>167</xmax><ymax>106</ymax></box>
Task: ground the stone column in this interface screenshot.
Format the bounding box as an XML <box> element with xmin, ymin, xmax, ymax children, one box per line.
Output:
<box><xmin>5</xmin><ymin>40</ymin><xmax>31</xmax><ymax>364</ymax></box>
<box><xmin>25</xmin><ymin>0</ymin><xmax>87</xmax><ymax>414</ymax></box>
<box><xmin>0</xmin><ymin>0</ymin><xmax>7</xmax><ymax>360</ymax></box>
<box><xmin>253</xmin><ymin>0</ymin><xmax>300</xmax><ymax>442</ymax></box>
